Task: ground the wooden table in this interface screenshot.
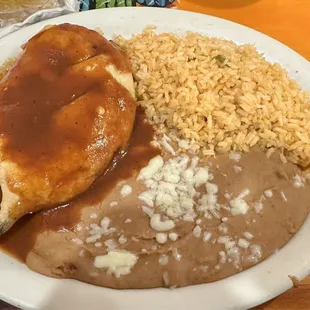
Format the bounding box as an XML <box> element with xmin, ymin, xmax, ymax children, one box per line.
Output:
<box><xmin>178</xmin><ymin>0</ymin><xmax>310</xmax><ymax>308</ymax></box>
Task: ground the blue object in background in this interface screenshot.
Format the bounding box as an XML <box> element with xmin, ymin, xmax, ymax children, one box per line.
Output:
<box><xmin>146</xmin><ymin>0</ymin><xmax>155</xmax><ymax>5</ymax></box>
<box><xmin>79</xmin><ymin>0</ymin><xmax>175</xmax><ymax>9</ymax></box>
<box><xmin>156</xmin><ymin>0</ymin><xmax>174</xmax><ymax>6</ymax></box>
<box><xmin>80</xmin><ymin>0</ymin><xmax>97</xmax><ymax>10</ymax></box>
<box><xmin>136</xmin><ymin>0</ymin><xmax>174</xmax><ymax>6</ymax></box>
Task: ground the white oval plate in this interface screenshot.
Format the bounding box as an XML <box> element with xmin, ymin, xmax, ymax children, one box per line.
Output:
<box><xmin>0</xmin><ymin>7</ymin><xmax>310</xmax><ymax>310</ymax></box>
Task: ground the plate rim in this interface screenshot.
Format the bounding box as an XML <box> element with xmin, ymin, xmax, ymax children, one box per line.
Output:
<box><xmin>0</xmin><ymin>7</ymin><xmax>310</xmax><ymax>310</ymax></box>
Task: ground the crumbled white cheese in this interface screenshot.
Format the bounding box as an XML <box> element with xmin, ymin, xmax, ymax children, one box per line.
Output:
<box><xmin>208</xmin><ymin>173</ymin><xmax>214</xmax><ymax>181</ymax></box>
<box><xmin>205</xmin><ymin>182</ymin><xmax>218</xmax><ymax>194</ymax></box>
<box><xmin>203</xmin><ymin>232</ymin><xmax>212</xmax><ymax>242</ymax></box>
<box><xmin>238</xmin><ymin>188</ymin><xmax>250</xmax><ymax>199</ymax></box>
<box><xmin>193</xmin><ymin>167</ymin><xmax>209</xmax><ymax>187</ymax></box>
<box><xmin>224</xmin><ymin>193</ymin><xmax>231</xmax><ymax>200</ymax></box>
<box><xmin>158</xmin><ymin>254</ymin><xmax>169</xmax><ymax>265</ymax></box>
<box><xmin>161</xmin><ymin>135</ymin><xmax>176</xmax><ymax>155</ymax></box>
<box><xmin>124</xmin><ymin>218</ymin><xmax>132</xmax><ymax>224</ymax></box>
<box><xmin>104</xmin><ymin>239</ymin><xmax>117</xmax><ymax>252</ymax></box>
<box><xmin>118</xmin><ymin>235</ymin><xmax>127</xmax><ymax>245</ymax></box>
<box><xmin>250</xmin><ymin>244</ymin><xmax>262</xmax><ymax>258</ymax></box>
<box><xmin>197</xmin><ymin>190</ymin><xmax>219</xmax><ymax>216</ymax></box>
<box><xmin>182</xmin><ymin>211</ymin><xmax>196</xmax><ymax>222</ymax></box>
<box><xmin>71</xmin><ymin>238</ymin><xmax>83</xmax><ymax>245</ymax></box>
<box><xmin>230</xmin><ymin>198</ymin><xmax>249</xmax><ymax>215</ymax></box>
<box><xmin>196</xmin><ymin>219</ymin><xmax>202</xmax><ymax>225</ymax></box>
<box><xmin>247</xmin><ymin>244</ymin><xmax>262</xmax><ymax>263</ymax></box>
<box><xmin>217</xmin><ymin>236</ymin><xmax>239</xmax><ymax>258</ymax></box>
<box><xmin>90</xmin><ymin>223</ymin><xmax>100</xmax><ymax>230</ymax></box>
<box><xmin>138</xmin><ymin>154</ymin><xmax>212</xmax><ymax>219</ymax></box>
<box><xmin>229</xmin><ymin>152</ymin><xmax>241</xmax><ymax>162</ymax></box>
<box><xmin>139</xmin><ymin>191</ymin><xmax>155</xmax><ymax>207</ymax></box>
<box><xmin>110</xmin><ymin>201</ymin><xmax>118</xmax><ymax>207</ymax></box>
<box><xmin>156</xmin><ymin>233</ymin><xmax>167</xmax><ymax>244</ymax></box>
<box><xmin>243</xmin><ymin>232</ymin><xmax>254</xmax><ymax>240</ymax></box>
<box><xmin>74</xmin><ymin>223</ymin><xmax>83</xmax><ymax>232</ymax></box>
<box><xmin>171</xmin><ymin>248</ymin><xmax>182</xmax><ymax>261</ymax></box>
<box><xmin>217</xmin><ymin>236</ymin><xmax>229</xmax><ymax>244</ymax></box>
<box><xmin>100</xmin><ymin>218</ymin><xmax>110</xmax><ymax>230</ymax></box>
<box><xmin>264</xmin><ymin>189</ymin><xmax>273</xmax><ymax>198</ymax></box>
<box><xmin>233</xmin><ymin>165</ymin><xmax>242</xmax><ymax>173</ymax></box>
<box><xmin>254</xmin><ymin>201</ymin><xmax>264</xmax><ymax>213</ymax></box>
<box><xmin>163</xmin><ymin>271</ymin><xmax>169</xmax><ymax>286</ymax></box>
<box><xmin>86</xmin><ymin>234</ymin><xmax>101</xmax><ymax>244</ymax></box>
<box><xmin>293</xmin><ymin>175</ymin><xmax>305</xmax><ymax>188</ymax></box>
<box><xmin>190</xmin><ymin>156</ymin><xmax>199</xmax><ymax>169</ymax></box>
<box><xmin>222</xmin><ymin>217</ymin><xmax>228</xmax><ymax>222</ymax></box>
<box><xmin>218</xmin><ymin>224</ymin><xmax>228</xmax><ymax>234</ymax></box>
<box><xmin>238</xmin><ymin>238</ymin><xmax>250</xmax><ymax>249</ymax></box>
<box><xmin>207</xmin><ymin>193</ymin><xmax>218</xmax><ymax>206</ymax></box>
<box><xmin>183</xmin><ymin>169</ymin><xmax>194</xmax><ymax>183</ymax></box>
<box><xmin>138</xmin><ymin>155</ymin><xmax>164</xmax><ymax>180</ymax></box>
<box><xmin>193</xmin><ymin>225</ymin><xmax>201</xmax><ymax>238</ymax></box>
<box><xmin>218</xmin><ymin>251</ymin><xmax>227</xmax><ymax>264</ymax></box>
<box><xmin>150</xmin><ymin>214</ymin><xmax>175</xmax><ymax>232</ymax></box>
<box><xmin>120</xmin><ymin>184</ymin><xmax>132</xmax><ymax>197</ymax></box>
<box><xmin>280</xmin><ymin>191</ymin><xmax>287</xmax><ymax>202</ymax></box>
<box><xmin>142</xmin><ymin>205</ymin><xmax>154</xmax><ymax>217</ymax></box>
<box><xmin>95</xmin><ymin>242</ymin><xmax>102</xmax><ymax>247</ymax></box>
<box><xmin>169</xmin><ymin>232</ymin><xmax>178</xmax><ymax>241</ymax></box>
<box><xmin>94</xmin><ymin>250</ymin><xmax>138</xmax><ymax>277</ymax></box>
<box><xmin>87</xmin><ymin>217</ymin><xmax>116</xmax><ymax>238</ymax></box>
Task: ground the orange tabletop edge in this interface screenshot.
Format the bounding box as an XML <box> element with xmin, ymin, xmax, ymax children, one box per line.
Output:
<box><xmin>179</xmin><ymin>0</ymin><xmax>310</xmax><ymax>60</ymax></box>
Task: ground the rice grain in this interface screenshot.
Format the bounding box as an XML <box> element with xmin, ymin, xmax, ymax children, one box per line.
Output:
<box><xmin>116</xmin><ymin>28</ymin><xmax>310</xmax><ymax>170</ymax></box>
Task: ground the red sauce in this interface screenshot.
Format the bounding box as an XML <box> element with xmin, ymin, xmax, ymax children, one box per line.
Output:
<box><xmin>0</xmin><ymin>24</ymin><xmax>136</xmax><ymax>229</ymax></box>
<box><xmin>0</xmin><ymin>24</ymin><xmax>159</xmax><ymax>260</ymax></box>
<box><xmin>0</xmin><ymin>23</ymin><xmax>131</xmax><ymax>162</ymax></box>
<box><xmin>0</xmin><ymin>109</ymin><xmax>159</xmax><ymax>262</ymax></box>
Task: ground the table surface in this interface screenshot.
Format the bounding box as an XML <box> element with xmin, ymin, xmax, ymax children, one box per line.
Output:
<box><xmin>178</xmin><ymin>0</ymin><xmax>310</xmax><ymax>309</ymax></box>
<box><xmin>1</xmin><ymin>0</ymin><xmax>310</xmax><ymax>309</ymax></box>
